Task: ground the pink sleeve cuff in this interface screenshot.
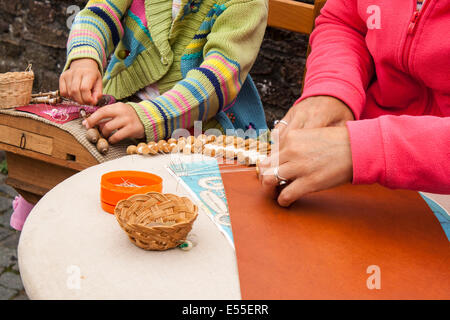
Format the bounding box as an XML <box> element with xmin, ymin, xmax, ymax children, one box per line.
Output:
<box><xmin>346</xmin><ymin>119</ymin><xmax>387</xmax><ymax>185</ymax></box>
<box><xmin>294</xmin><ymin>78</ymin><xmax>366</xmax><ymax>120</ymax></box>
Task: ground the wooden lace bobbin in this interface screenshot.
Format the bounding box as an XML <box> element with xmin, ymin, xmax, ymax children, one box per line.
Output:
<box><xmin>168</xmin><ymin>142</ymin><xmax>179</xmax><ymax>153</ymax></box>
<box><xmin>245</xmin><ymin>138</ymin><xmax>256</xmax><ymax>149</ymax></box>
<box><xmin>237</xmin><ymin>151</ymin><xmax>248</xmax><ymax>165</ymax></box>
<box><xmin>258</xmin><ymin>142</ymin><xmax>271</xmax><ymax>154</ymax></box>
<box><xmin>193</xmin><ymin>147</ymin><xmax>204</xmax><ymax>154</ymax></box>
<box><xmin>183</xmin><ymin>143</ymin><xmax>193</xmax><ymax>155</ymax></box>
<box><xmin>148</xmin><ymin>144</ymin><xmax>159</xmax><ymax>155</ymax></box>
<box><xmin>177</xmin><ymin>139</ymin><xmax>187</xmax><ymax>151</ymax></box>
<box><xmin>246</xmin><ymin>140</ymin><xmax>258</xmax><ymax>151</ymax></box>
<box><xmin>215</xmin><ymin>146</ymin><xmax>224</xmax><ymax>158</ymax></box>
<box><xmin>135</xmin><ymin>142</ymin><xmax>148</xmax><ymax>155</ymax></box>
<box><xmin>203</xmin><ymin>145</ymin><xmax>216</xmax><ymax>157</ymax></box>
<box><xmin>193</xmin><ymin>138</ymin><xmax>204</xmax><ymax>154</ymax></box>
<box><xmin>86</xmin><ymin>128</ymin><xmax>101</xmax><ymax>144</ymax></box>
<box><xmin>167</xmin><ymin>138</ymin><xmax>177</xmax><ymax>145</ymax></box>
<box><xmin>97</xmin><ymin>138</ymin><xmax>110</xmax><ymax>155</ymax></box>
<box><xmin>127</xmin><ymin>145</ymin><xmax>138</xmax><ymax>155</ymax></box>
<box><xmin>157</xmin><ymin>140</ymin><xmax>167</xmax><ymax>149</ymax></box>
<box><xmin>224</xmin><ymin>135</ymin><xmax>235</xmax><ymax>147</ymax></box>
<box><xmin>234</xmin><ymin>137</ymin><xmax>245</xmax><ymax>149</ymax></box>
<box><xmin>163</xmin><ymin>144</ymin><xmax>172</xmax><ymax>154</ymax></box>
<box><xmin>30</xmin><ymin>90</ymin><xmax>62</xmax><ymax>104</ymax></box>
<box><xmin>137</xmin><ymin>142</ymin><xmax>148</xmax><ymax>150</ymax></box>
<box><xmin>80</xmin><ymin>109</ymin><xmax>110</xmax><ymax>154</ymax></box>
<box><xmin>212</xmin><ymin>139</ymin><xmax>222</xmax><ymax>147</ymax></box>
<box><xmin>114</xmin><ymin>192</ymin><xmax>198</xmax><ymax>251</ymax></box>
<box><xmin>216</xmin><ymin>135</ymin><xmax>225</xmax><ymax>145</ymax></box>
<box><xmin>202</xmin><ymin>145</ymin><xmax>211</xmax><ymax>156</ymax></box>
<box><xmin>197</xmin><ymin>134</ymin><xmax>208</xmax><ymax>144</ymax></box>
<box><xmin>138</xmin><ymin>145</ymin><xmax>150</xmax><ymax>155</ymax></box>
<box><xmin>186</xmin><ymin>136</ymin><xmax>196</xmax><ymax>145</ymax></box>
<box><xmin>224</xmin><ymin>146</ymin><xmax>238</xmax><ymax>160</ymax></box>
<box><xmin>206</xmin><ymin>135</ymin><xmax>216</xmax><ymax>143</ymax></box>
<box><xmin>152</xmin><ymin>139</ymin><xmax>168</xmax><ymax>154</ymax></box>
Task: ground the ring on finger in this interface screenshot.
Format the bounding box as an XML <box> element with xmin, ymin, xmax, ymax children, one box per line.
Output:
<box><xmin>274</xmin><ymin>119</ymin><xmax>289</xmax><ymax>127</ymax></box>
<box><xmin>274</xmin><ymin>166</ymin><xmax>289</xmax><ymax>185</ymax></box>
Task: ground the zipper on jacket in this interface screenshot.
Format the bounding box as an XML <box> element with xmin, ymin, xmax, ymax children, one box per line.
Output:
<box><xmin>402</xmin><ymin>0</ymin><xmax>432</xmax><ymax>72</ymax></box>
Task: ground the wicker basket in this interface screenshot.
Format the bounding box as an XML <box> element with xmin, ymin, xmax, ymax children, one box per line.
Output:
<box><xmin>0</xmin><ymin>65</ymin><xmax>34</xmax><ymax>109</ymax></box>
<box><xmin>114</xmin><ymin>192</ymin><xmax>198</xmax><ymax>251</ymax></box>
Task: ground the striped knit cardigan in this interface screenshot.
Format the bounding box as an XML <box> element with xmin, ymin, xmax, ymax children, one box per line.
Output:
<box><xmin>65</xmin><ymin>0</ymin><xmax>268</xmax><ymax>141</ymax></box>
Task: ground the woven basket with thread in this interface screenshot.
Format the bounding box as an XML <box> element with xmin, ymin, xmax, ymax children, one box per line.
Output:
<box><xmin>114</xmin><ymin>192</ymin><xmax>198</xmax><ymax>251</ymax></box>
<box><xmin>0</xmin><ymin>65</ymin><xmax>34</xmax><ymax>109</ymax></box>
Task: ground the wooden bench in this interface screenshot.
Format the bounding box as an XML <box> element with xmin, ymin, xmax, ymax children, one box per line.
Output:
<box><xmin>0</xmin><ymin>0</ymin><xmax>327</xmax><ymax>204</ymax></box>
<box><xmin>268</xmin><ymin>0</ymin><xmax>326</xmax><ymax>34</ymax></box>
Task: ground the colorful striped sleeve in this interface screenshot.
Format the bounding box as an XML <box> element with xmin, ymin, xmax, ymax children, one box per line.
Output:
<box><xmin>64</xmin><ymin>0</ymin><xmax>132</xmax><ymax>73</ymax></box>
<box><xmin>129</xmin><ymin>0</ymin><xmax>268</xmax><ymax>142</ymax></box>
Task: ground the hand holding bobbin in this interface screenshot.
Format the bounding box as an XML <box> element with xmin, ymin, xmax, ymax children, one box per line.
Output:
<box><xmin>257</xmin><ymin>126</ymin><xmax>353</xmax><ymax>207</ymax></box>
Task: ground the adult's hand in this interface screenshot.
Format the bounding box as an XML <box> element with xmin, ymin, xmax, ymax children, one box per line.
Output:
<box><xmin>258</xmin><ymin>126</ymin><xmax>353</xmax><ymax>207</ymax></box>
<box><xmin>274</xmin><ymin>96</ymin><xmax>355</xmax><ymax>136</ymax></box>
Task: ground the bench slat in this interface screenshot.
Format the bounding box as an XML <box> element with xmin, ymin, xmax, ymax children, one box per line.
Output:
<box><xmin>268</xmin><ymin>0</ymin><xmax>315</xmax><ymax>34</ymax></box>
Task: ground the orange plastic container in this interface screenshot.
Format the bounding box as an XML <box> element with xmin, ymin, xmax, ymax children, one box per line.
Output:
<box><xmin>100</xmin><ymin>171</ymin><xmax>163</xmax><ymax>214</ymax></box>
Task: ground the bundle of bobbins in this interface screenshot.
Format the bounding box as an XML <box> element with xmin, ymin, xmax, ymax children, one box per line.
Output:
<box><xmin>126</xmin><ymin>134</ymin><xmax>271</xmax><ymax>166</ymax></box>
<box><xmin>80</xmin><ymin>109</ymin><xmax>110</xmax><ymax>155</ymax></box>
<box><xmin>79</xmin><ymin>95</ymin><xmax>117</xmax><ymax>155</ymax></box>
<box><xmin>30</xmin><ymin>90</ymin><xmax>62</xmax><ymax>104</ymax></box>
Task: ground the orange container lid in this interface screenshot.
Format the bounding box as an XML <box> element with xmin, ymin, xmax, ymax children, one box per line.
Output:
<box><xmin>101</xmin><ymin>201</ymin><xmax>117</xmax><ymax>215</ymax></box>
<box><xmin>100</xmin><ymin>171</ymin><xmax>163</xmax><ymax>214</ymax></box>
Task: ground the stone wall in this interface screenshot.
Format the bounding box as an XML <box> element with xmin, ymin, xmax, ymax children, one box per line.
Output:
<box><xmin>0</xmin><ymin>0</ymin><xmax>311</xmax><ymax>128</ymax></box>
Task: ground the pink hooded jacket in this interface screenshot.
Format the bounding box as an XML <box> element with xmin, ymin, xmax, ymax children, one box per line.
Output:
<box><xmin>297</xmin><ymin>0</ymin><xmax>450</xmax><ymax>194</ymax></box>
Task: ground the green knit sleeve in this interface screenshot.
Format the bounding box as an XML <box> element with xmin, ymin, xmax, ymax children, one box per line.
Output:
<box><xmin>64</xmin><ymin>0</ymin><xmax>132</xmax><ymax>74</ymax></box>
<box><xmin>130</xmin><ymin>0</ymin><xmax>268</xmax><ymax>142</ymax></box>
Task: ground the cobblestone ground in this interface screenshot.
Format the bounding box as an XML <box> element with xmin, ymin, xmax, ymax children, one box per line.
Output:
<box><xmin>0</xmin><ymin>174</ymin><xmax>28</xmax><ymax>300</ymax></box>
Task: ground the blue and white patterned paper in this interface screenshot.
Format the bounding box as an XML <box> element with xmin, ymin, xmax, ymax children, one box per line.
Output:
<box><xmin>168</xmin><ymin>157</ymin><xmax>234</xmax><ymax>248</ymax></box>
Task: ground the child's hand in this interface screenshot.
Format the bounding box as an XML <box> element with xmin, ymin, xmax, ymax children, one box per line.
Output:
<box><xmin>83</xmin><ymin>102</ymin><xmax>145</xmax><ymax>144</ymax></box>
<box><xmin>60</xmin><ymin>58</ymin><xmax>103</xmax><ymax>106</ymax></box>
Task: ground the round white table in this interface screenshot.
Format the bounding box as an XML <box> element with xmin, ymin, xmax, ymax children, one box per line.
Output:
<box><xmin>18</xmin><ymin>154</ymin><xmax>241</xmax><ymax>300</ymax></box>
<box><xmin>17</xmin><ymin>154</ymin><xmax>450</xmax><ymax>300</ymax></box>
